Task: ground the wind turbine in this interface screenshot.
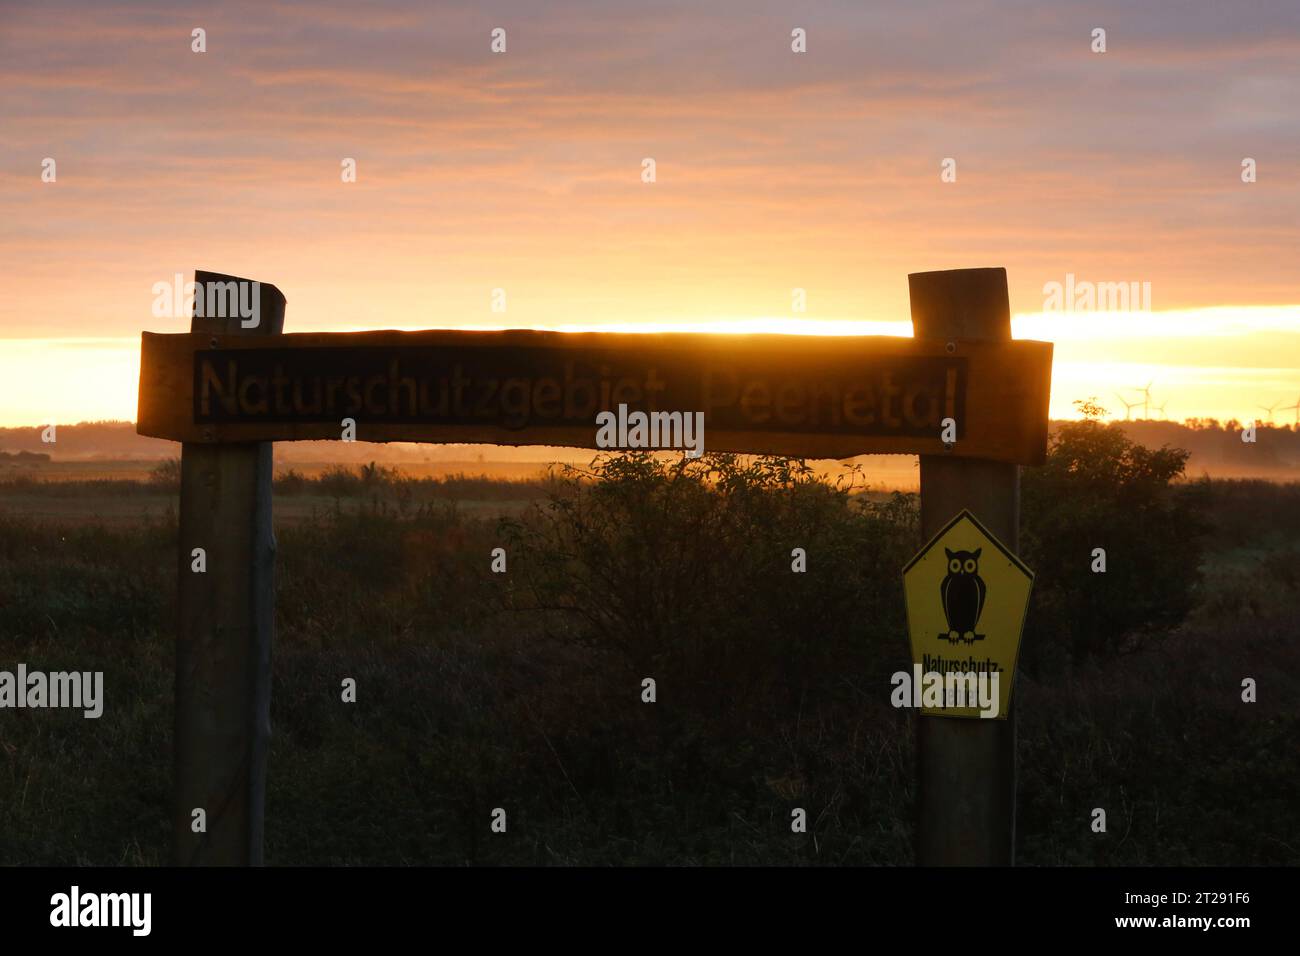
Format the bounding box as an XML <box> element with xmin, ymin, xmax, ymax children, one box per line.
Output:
<box><xmin>1278</xmin><ymin>396</ymin><xmax>1300</xmax><ymax>427</ymax></box>
<box><xmin>1133</xmin><ymin>381</ymin><xmax>1153</xmax><ymax>419</ymax></box>
<box><xmin>1114</xmin><ymin>392</ymin><xmax>1141</xmax><ymax>421</ymax></box>
<box><xmin>1152</xmin><ymin>399</ymin><xmax>1169</xmax><ymax>420</ymax></box>
<box><xmin>1257</xmin><ymin>400</ymin><xmax>1281</xmax><ymax>424</ymax></box>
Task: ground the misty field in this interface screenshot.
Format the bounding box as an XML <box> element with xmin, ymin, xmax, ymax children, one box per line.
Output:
<box><xmin>1</xmin><ymin>430</ymin><xmax>1297</xmax><ymax>866</ymax></box>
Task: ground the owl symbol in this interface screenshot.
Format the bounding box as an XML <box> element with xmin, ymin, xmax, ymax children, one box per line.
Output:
<box><xmin>940</xmin><ymin>547</ymin><xmax>986</xmax><ymax>644</ymax></box>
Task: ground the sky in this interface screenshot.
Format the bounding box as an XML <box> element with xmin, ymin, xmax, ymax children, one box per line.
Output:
<box><xmin>1</xmin><ymin>0</ymin><xmax>1298</xmax><ymax>428</ymax></box>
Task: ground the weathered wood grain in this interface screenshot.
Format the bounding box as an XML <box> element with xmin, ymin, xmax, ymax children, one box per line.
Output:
<box><xmin>913</xmin><ymin>267</ymin><xmax>1019</xmax><ymax>866</ymax></box>
<box><xmin>173</xmin><ymin>272</ymin><xmax>284</xmax><ymax>865</ymax></box>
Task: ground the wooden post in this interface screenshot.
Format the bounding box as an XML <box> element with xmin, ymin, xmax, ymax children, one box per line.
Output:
<box><xmin>910</xmin><ymin>267</ymin><xmax>1018</xmax><ymax>865</ymax></box>
<box><xmin>174</xmin><ymin>271</ymin><xmax>285</xmax><ymax>865</ymax></box>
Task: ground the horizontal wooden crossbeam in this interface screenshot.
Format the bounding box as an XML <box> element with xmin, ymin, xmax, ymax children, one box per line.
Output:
<box><xmin>137</xmin><ymin>329</ymin><xmax>1052</xmax><ymax>464</ymax></box>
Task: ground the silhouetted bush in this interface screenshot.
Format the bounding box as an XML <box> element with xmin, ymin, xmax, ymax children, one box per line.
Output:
<box><xmin>1021</xmin><ymin>405</ymin><xmax>1206</xmax><ymax>670</ymax></box>
<box><xmin>148</xmin><ymin>457</ymin><xmax>181</xmax><ymax>490</ymax></box>
<box><xmin>273</xmin><ymin>468</ymin><xmax>311</xmax><ymax>495</ymax></box>
<box><xmin>501</xmin><ymin>452</ymin><xmax>917</xmax><ymax>716</ymax></box>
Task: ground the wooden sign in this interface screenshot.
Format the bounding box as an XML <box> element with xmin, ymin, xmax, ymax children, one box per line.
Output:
<box><xmin>137</xmin><ymin>329</ymin><xmax>1052</xmax><ymax>463</ymax></box>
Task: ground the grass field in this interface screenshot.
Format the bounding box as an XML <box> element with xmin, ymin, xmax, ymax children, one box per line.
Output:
<box><xmin>0</xmin><ymin>457</ymin><xmax>1296</xmax><ymax>866</ymax></box>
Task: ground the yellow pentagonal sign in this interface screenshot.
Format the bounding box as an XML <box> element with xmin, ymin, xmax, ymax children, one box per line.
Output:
<box><xmin>902</xmin><ymin>509</ymin><xmax>1033</xmax><ymax>720</ymax></box>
